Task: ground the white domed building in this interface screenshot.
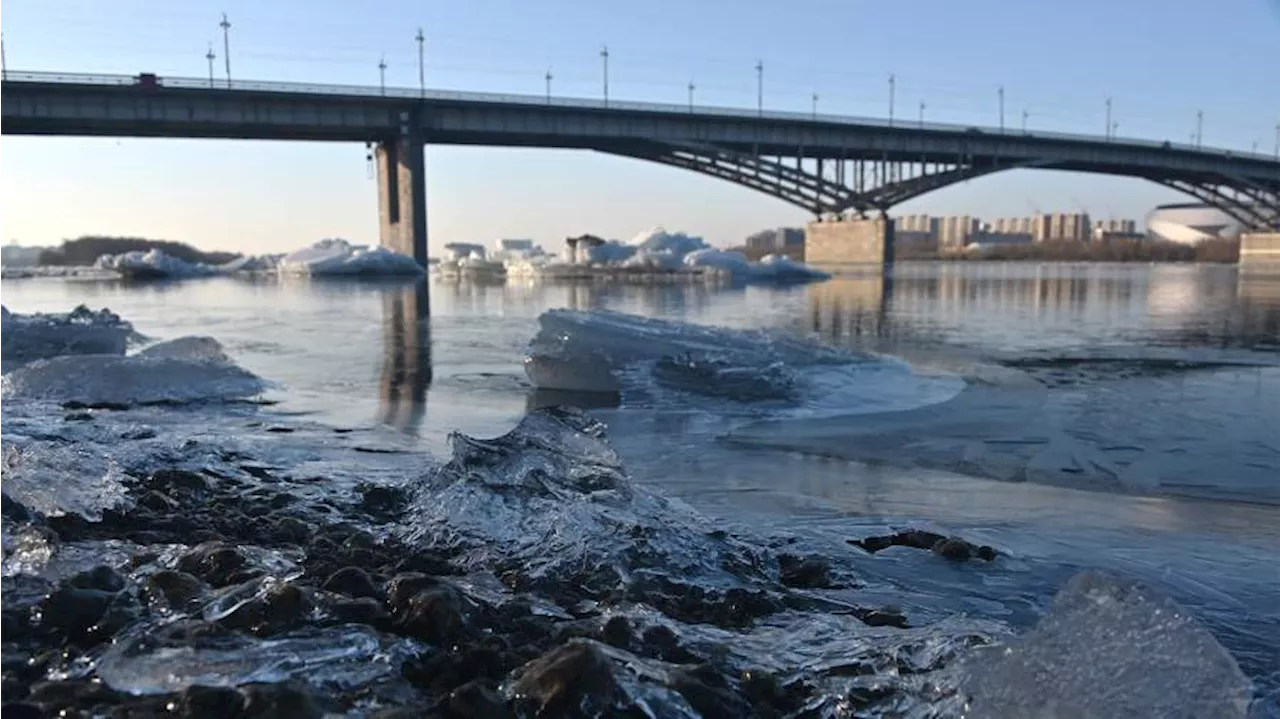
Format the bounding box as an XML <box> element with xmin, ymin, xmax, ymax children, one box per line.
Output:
<box><xmin>1145</xmin><ymin>203</ymin><xmax>1241</xmax><ymax>245</ymax></box>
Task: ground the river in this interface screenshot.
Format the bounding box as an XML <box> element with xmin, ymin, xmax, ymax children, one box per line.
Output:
<box><xmin>3</xmin><ymin>261</ymin><xmax>1278</xmax><ymax>715</ymax></box>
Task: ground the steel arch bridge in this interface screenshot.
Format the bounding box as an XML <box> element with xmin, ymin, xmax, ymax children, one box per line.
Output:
<box><xmin>3</xmin><ymin>71</ymin><xmax>1278</xmax><ymax>231</ymax></box>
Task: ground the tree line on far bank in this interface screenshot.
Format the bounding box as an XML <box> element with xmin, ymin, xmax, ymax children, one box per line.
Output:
<box><xmin>37</xmin><ymin>236</ymin><xmax>240</xmax><ymax>267</ymax></box>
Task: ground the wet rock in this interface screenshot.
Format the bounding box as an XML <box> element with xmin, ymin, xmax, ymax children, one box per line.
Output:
<box><xmin>0</xmin><ymin>702</ymin><xmax>42</xmax><ymax>719</ymax></box>
<box><xmin>178</xmin><ymin>685</ymin><xmax>246</xmax><ymax>718</ymax></box>
<box><xmin>270</xmin><ymin>516</ymin><xmax>314</xmax><ymax>545</ymax></box>
<box><xmin>39</xmin><ymin>586</ymin><xmax>112</xmax><ymax>639</ymax></box>
<box><xmin>356</xmin><ymin>483</ymin><xmax>406</xmax><ymax>519</ymax></box>
<box><xmin>600</xmin><ymin>615</ymin><xmax>632</xmax><ymax>649</ymax></box>
<box><xmin>386</xmin><ymin>572</ymin><xmax>440</xmax><ymax>610</ymax></box>
<box><xmin>147</xmin><ymin>468</ymin><xmax>211</xmax><ymax>497</ymax></box>
<box><xmin>849</xmin><ymin>530</ymin><xmax>998</xmax><ymax>562</ymax></box>
<box><xmin>857</xmin><ymin>607</ymin><xmax>908</xmax><ymax>628</ymax></box>
<box><xmin>395</xmin><ymin>585</ymin><xmax>467</xmax><ymax>644</ymax></box>
<box><xmin>144</xmin><ymin>570</ymin><xmax>205</xmax><ymax>608</ymax></box>
<box><xmin>63</xmin><ymin>411</ymin><xmax>93</xmax><ymax>422</ymax></box>
<box><xmin>932</xmin><ymin>537</ymin><xmax>973</xmax><ymax>562</ymax></box>
<box><xmin>265</xmin><ymin>426</ymin><xmax>295</xmax><ymax>434</ymax></box>
<box><xmin>136</xmin><ymin>490</ymin><xmax>179</xmax><ymax>513</ymax></box>
<box><xmin>329</xmin><ymin>597</ymin><xmax>389</xmax><ymax>625</ymax></box>
<box><xmin>1</xmin><ymin>494</ymin><xmax>31</xmax><ymax>522</ymax></box>
<box><xmin>509</xmin><ymin>640</ymin><xmax>622</xmax><ymax>716</ymax></box>
<box><xmin>447</xmin><ymin>679</ymin><xmax>512</xmax><ymax>718</ymax></box>
<box><xmin>238</xmin><ymin>683</ymin><xmax>323</xmax><ymax>719</ymax></box>
<box><xmin>637</xmin><ymin>624</ymin><xmax>696</xmax><ymax>663</ymax></box>
<box><xmin>669</xmin><ymin>662</ymin><xmax>754</xmax><ymax>719</ymax></box>
<box><xmin>778</xmin><ymin>553</ymin><xmax>832</xmax><ymax>588</ymax></box>
<box><xmin>178</xmin><ymin>542</ymin><xmax>247</xmax><ymax>587</ymax></box>
<box><xmin>25</xmin><ymin>679</ymin><xmax>123</xmax><ymax>713</ymax></box>
<box><xmin>322</xmin><ymin>566</ymin><xmax>380</xmax><ymax>599</ymax></box>
<box><xmin>402</xmin><ymin>643</ymin><xmax>507</xmax><ymax>695</ymax></box>
<box><xmin>69</xmin><ymin>565</ymin><xmax>126</xmax><ymax>594</ymax></box>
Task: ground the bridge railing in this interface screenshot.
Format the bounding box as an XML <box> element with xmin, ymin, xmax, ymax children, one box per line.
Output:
<box><xmin>3</xmin><ymin>70</ymin><xmax>1273</xmax><ymax>161</ymax></box>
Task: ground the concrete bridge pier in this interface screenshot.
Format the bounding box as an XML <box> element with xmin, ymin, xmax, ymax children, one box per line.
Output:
<box><xmin>804</xmin><ymin>215</ymin><xmax>896</xmax><ymax>271</ymax></box>
<box><xmin>375</xmin><ymin>113</ymin><xmax>428</xmax><ymax>267</ymax></box>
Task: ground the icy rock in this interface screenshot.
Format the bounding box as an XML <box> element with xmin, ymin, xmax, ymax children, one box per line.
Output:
<box><xmin>960</xmin><ymin>571</ymin><xmax>1252</xmax><ymax>719</ymax></box>
<box><xmin>137</xmin><ymin>336</ymin><xmax>231</xmax><ymax>362</ymax></box>
<box><xmin>1</xmin><ymin>441</ymin><xmax>133</xmax><ymax>520</ymax></box>
<box><xmin>277</xmin><ymin>238</ymin><xmax>422</xmax><ymax>276</ymax></box>
<box><xmin>96</xmin><ymin>623</ymin><xmax>415</xmax><ymax>695</ymax></box>
<box><xmin>524</xmin><ymin>309</ymin><xmax>857</xmax><ymax>394</ymax></box>
<box><xmin>96</xmin><ymin>249</ymin><xmax>219</xmax><ymax>279</ymax></box>
<box><xmin>1</xmin><ymin>305</ymin><xmax>136</xmax><ymax>363</ymax></box>
<box><xmin>505</xmin><ymin>638</ymin><xmax>704</xmax><ymax>717</ymax></box>
<box><xmin>1</xmin><ymin>339</ymin><xmax>266</xmax><ymax>406</ymax></box>
<box><xmin>401</xmin><ymin>407</ymin><xmax>771</xmax><ymax>597</ymax></box>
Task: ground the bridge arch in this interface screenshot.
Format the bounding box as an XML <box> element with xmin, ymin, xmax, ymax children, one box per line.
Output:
<box><xmin>597</xmin><ymin>140</ymin><xmax>1280</xmax><ymax>230</ymax></box>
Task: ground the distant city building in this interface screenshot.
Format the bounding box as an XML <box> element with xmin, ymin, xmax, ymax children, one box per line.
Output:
<box><xmin>498</xmin><ymin>239</ymin><xmax>535</xmax><ymax>252</ymax></box>
<box><xmin>1145</xmin><ymin>203</ymin><xmax>1241</xmax><ymax>245</ymax></box>
<box><xmin>938</xmin><ymin>215</ymin><xmax>979</xmax><ymax>248</ymax></box>
<box><xmin>0</xmin><ymin>244</ymin><xmax>47</xmax><ymax>267</ymax></box>
<box><xmin>443</xmin><ymin>242</ymin><xmax>486</xmax><ymax>260</ymax></box>
<box><xmin>1093</xmin><ymin>218</ymin><xmax>1138</xmax><ymax>236</ymax></box>
<box><xmin>745</xmin><ymin>227</ymin><xmax>804</xmax><ymax>251</ymax></box>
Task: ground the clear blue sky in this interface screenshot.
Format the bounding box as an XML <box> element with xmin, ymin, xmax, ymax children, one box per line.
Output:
<box><xmin>3</xmin><ymin>0</ymin><xmax>1279</xmax><ymax>254</ymax></box>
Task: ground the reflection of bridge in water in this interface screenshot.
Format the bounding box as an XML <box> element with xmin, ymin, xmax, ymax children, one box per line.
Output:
<box><xmin>377</xmin><ymin>280</ymin><xmax>432</xmax><ymax>432</ymax></box>
<box><xmin>806</xmin><ymin>264</ymin><xmax>1280</xmax><ymax>353</ymax></box>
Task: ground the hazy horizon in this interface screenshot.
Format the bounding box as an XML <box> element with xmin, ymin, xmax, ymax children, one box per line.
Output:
<box><xmin>3</xmin><ymin>0</ymin><xmax>1279</xmax><ymax>255</ymax></box>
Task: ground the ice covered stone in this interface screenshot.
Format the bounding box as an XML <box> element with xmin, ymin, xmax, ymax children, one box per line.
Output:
<box><xmin>960</xmin><ymin>571</ymin><xmax>1252</xmax><ymax>719</ymax></box>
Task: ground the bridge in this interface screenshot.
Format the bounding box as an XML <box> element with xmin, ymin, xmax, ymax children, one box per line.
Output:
<box><xmin>3</xmin><ymin>70</ymin><xmax>1278</xmax><ymax>267</ymax></box>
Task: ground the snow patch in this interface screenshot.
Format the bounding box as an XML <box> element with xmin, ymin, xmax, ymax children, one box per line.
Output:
<box><xmin>277</xmin><ymin>239</ymin><xmax>423</xmax><ymax>276</ymax></box>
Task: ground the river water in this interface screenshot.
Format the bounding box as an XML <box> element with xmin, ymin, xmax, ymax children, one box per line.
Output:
<box><xmin>3</xmin><ymin>261</ymin><xmax>1279</xmax><ymax>713</ymax></box>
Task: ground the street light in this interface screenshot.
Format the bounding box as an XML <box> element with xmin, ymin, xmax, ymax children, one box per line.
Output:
<box><xmin>1105</xmin><ymin>95</ymin><xmax>1112</xmax><ymax>140</ymax></box>
<box><xmin>811</xmin><ymin>92</ymin><xmax>819</xmax><ymax>120</ymax></box>
<box><xmin>600</xmin><ymin>45</ymin><xmax>609</xmax><ymax>107</ymax></box>
<box><xmin>1021</xmin><ymin>109</ymin><xmax>1029</xmax><ymax>134</ymax></box>
<box><xmin>545</xmin><ymin>69</ymin><xmax>552</xmax><ymax>103</ymax></box>
<box><xmin>918</xmin><ymin>101</ymin><xmax>925</xmax><ymax>128</ymax></box>
<box><xmin>378</xmin><ymin>55</ymin><xmax>387</xmax><ymax>96</ymax></box>
<box><xmin>1195</xmin><ymin>110</ymin><xmax>1203</xmax><ymax>149</ymax></box>
<box><xmin>1111</xmin><ymin>121</ymin><xmax>1118</xmax><ymax>139</ymax></box>
<box><xmin>755</xmin><ymin>59</ymin><xmax>763</xmax><ymax>117</ymax></box>
<box><xmin>998</xmin><ymin>85</ymin><xmax>1004</xmax><ymax>133</ymax></box>
<box><xmin>687</xmin><ymin>81</ymin><xmax>695</xmax><ymax>113</ymax></box>
<box><xmin>205</xmin><ymin>44</ymin><xmax>216</xmax><ymax>88</ymax></box>
<box><xmin>888</xmin><ymin>73</ymin><xmax>896</xmax><ymax>126</ymax></box>
<box><xmin>415</xmin><ymin>28</ymin><xmax>425</xmax><ymax>98</ymax></box>
<box><xmin>219</xmin><ymin>12</ymin><xmax>232</xmax><ymax>88</ymax></box>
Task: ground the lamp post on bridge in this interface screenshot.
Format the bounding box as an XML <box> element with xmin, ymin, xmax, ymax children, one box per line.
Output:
<box><xmin>545</xmin><ymin>69</ymin><xmax>552</xmax><ymax>104</ymax></box>
<box><xmin>812</xmin><ymin>92</ymin><xmax>819</xmax><ymax>120</ymax></box>
<box><xmin>378</xmin><ymin>55</ymin><xmax>387</xmax><ymax>96</ymax></box>
<box><xmin>998</xmin><ymin>85</ymin><xmax>1004</xmax><ymax>133</ymax></box>
<box><xmin>918</xmin><ymin>101</ymin><xmax>925</xmax><ymax>128</ymax></box>
<box><xmin>1104</xmin><ymin>95</ymin><xmax>1112</xmax><ymax>140</ymax></box>
<box><xmin>415</xmin><ymin>28</ymin><xmax>425</xmax><ymax>98</ymax></box>
<box><xmin>219</xmin><ymin>12</ymin><xmax>232</xmax><ymax>89</ymax></box>
<box><xmin>600</xmin><ymin>45</ymin><xmax>609</xmax><ymax>107</ymax></box>
<box><xmin>888</xmin><ymin>73</ymin><xmax>896</xmax><ymax>127</ymax></box>
<box><xmin>1195</xmin><ymin>110</ymin><xmax>1203</xmax><ymax>149</ymax></box>
<box><xmin>688</xmin><ymin>81</ymin><xmax>695</xmax><ymax>113</ymax></box>
<box><xmin>755</xmin><ymin>59</ymin><xmax>763</xmax><ymax>117</ymax></box>
<box><xmin>1022</xmin><ymin>109</ymin><xmax>1029</xmax><ymax>134</ymax></box>
<box><xmin>1112</xmin><ymin>121</ymin><xmax>1118</xmax><ymax>140</ymax></box>
<box><xmin>205</xmin><ymin>44</ymin><xmax>216</xmax><ymax>88</ymax></box>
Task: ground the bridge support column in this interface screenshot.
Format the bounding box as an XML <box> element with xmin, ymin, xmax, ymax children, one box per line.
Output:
<box><xmin>375</xmin><ymin>120</ymin><xmax>428</xmax><ymax>267</ymax></box>
<box><xmin>1239</xmin><ymin>232</ymin><xmax>1280</xmax><ymax>269</ymax></box>
<box><xmin>803</xmin><ymin>216</ymin><xmax>895</xmax><ymax>271</ymax></box>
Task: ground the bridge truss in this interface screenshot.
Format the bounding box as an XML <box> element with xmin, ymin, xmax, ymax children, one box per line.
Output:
<box><xmin>604</xmin><ymin>140</ymin><xmax>1280</xmax><ymax>229</ymax></box>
